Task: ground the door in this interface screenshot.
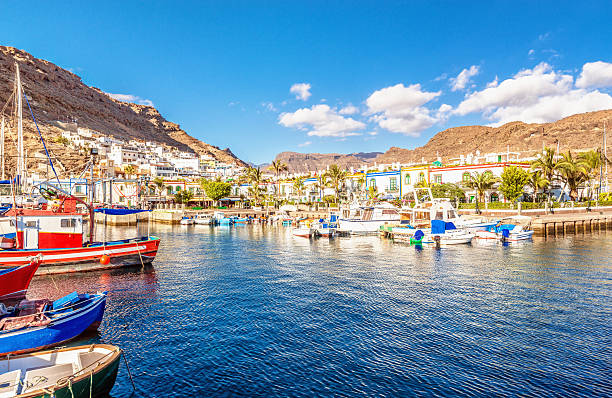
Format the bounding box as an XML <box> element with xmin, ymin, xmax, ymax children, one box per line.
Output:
<box><xmin>23</xmin><ymin>220</ymin><xmax>39</xmax><ymax>249</ymax></box>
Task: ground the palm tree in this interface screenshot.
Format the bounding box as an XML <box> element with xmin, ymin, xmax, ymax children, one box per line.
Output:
<box><xmin>462</xmin><ymin>171</ymin><xmax>499</xmax><ymax>212</ymax></box>
<box><xmin>315</xmin><ymin>174</ymin><xmax>328</xmax><ymax>202</ymax></box>
<box><xmin>152</xmin><ymin>177</ymin><xmax>165</xmax><ymax>196</ymax></box>
<box><xmin>557</xmin><ymin>151</ymin><xmax>588</xmax><ymax>201</ymax></box>
<box><xmin>293</xmin><ymin>176</ymin><xmax>305</xmax><ymax>202</ymax></box>
<box><xmin>531</xmin><ymin>147</ymin><xmax>557</xmax><ymax>202</ymax></box>
<box><xmin>527</xmin><ymin>170</ymin><xmax>549</xmax><ymax>202</ymax></box>
<box><xmin>579</xmin><ymin>149</ymin><xmax>602</xmax><ymax>199</ymax></box>
<box><xmin>356</xmin><ymin>174</ymin><xmax>366</xmax><ymax>201</ymax></box>
<box><xmin>246</xmin><ymin>167</ymin><xmax>265</xmax><ymax>205</ymax></box>
<box><xmin>269</xmin><ymin>160</ymin><xmax>288</xmax><ymax>207</ymax></box>
<box><xmin>325</xmin><ymin>164</ymin><xmax>347</xmax><ymax>204</ymax></box>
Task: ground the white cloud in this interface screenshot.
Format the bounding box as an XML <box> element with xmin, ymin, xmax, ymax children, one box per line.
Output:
<box><xmin>450</xmin><ymin>65</ymin><xmax>480</xmax><ymax>91</ymax></box>
<box><xmin>454</xmin><ymin>62</ymin><xmax>612</xmax><ymax>125</ymax></box>
<box><xmin>528</xmin><ymin>49</ymin><xmax>535</xmax><ymax>56</ymax></box>
<box><xmin>105</xmin><ymin>92</ymin><xmax>154</xmax><ymax>107</ymax></box>
<box><xmin>576</xmin><ymin>61</ymin><xmax>612</xmax><ymax>88</ymax></box>
<box><xmin>365</xmin><ymin>83</ymin><xmax>441</xmax><ymax>136</ymax></box>
<box><xmin>290</xmin><ymin>83</ymin><xmax>312</xmax><ymax>101</ymax></box>
<box><xmin>298</xmin><ymin>141</ymin><xmax>312</xmax><ymax>147</ymax></box>
<box><xmin>486</xmin><ymin>76</ymin><xmax>499</xmax><ymax>88</ymax></box>
<box><xmin>367</xmin><ymin>131</ymin><xmax>378</xmax><ymax>136</ymax></box>
<box><xmin>261</xmin><ymin>102</ymin><xmax>277</xmax><ymax>112</ymax></box>
<box><xmin>339</xmin><ymin>105</ymin><xmax>359</xmax><ymax>115</ymax></box>
<box><xmin>278</xmin><ymin>104</ymin><xmax>365</xmax><ymax>137</ymax></box>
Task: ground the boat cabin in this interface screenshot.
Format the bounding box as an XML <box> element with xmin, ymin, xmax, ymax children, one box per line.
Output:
<box><xmin>401</xmin><ymin>199</ymin><xmax>460</xmax><ymax>228</ymax></box>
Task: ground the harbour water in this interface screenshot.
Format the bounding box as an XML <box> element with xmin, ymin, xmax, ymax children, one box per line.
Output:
<box><xmin>28</xmin><ymin>225</ymin><xmax>611</xmax><ymax>397</ymax></box>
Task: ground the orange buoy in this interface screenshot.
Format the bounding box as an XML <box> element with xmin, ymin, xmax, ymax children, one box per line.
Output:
<box><xmin>100</xmin><ymin>255</ymin><xmax>110</xmax><ymax>265</ymax></box>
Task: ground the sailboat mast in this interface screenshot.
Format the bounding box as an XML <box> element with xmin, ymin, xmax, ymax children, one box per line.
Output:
<box><xmin>0</xmin><ymin>116</ymin><xmax>4</xmax><ymax>180</ymax></box>
<box><xmin>15</xmin><ymin>62</ymin><xmax>24</xmax><ymax>185</ymax></box>
<box><xmin>605</xmin><ymin>121</ymin><xmax>608</xmax><ymax>193</ymax></box>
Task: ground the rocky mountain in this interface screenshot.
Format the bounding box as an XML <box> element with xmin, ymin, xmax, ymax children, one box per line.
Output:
<box><xmin>273</xmin><ymin>151</ymin><xmax>383</xmax><ymax>174</ymax></box>
<box><xmin>0</xmin><ymin>46</ymin><xmax>246</xmax><ymax>178</ymax></box>
<box><xmin>374</xmin><ymin>110</ymin><xmax>612</xmax><ymax>165</ymax></box>
<box><xmin>271</xmin><ymin>110</ymin><xmax>612</xmax><ymax>172</ymax></box>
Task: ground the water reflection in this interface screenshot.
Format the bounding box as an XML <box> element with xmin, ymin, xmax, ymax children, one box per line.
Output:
<box><xmin>26</xmin><ymin>224</ymin><xmax>612</xmax><ymax>397</ymax></box>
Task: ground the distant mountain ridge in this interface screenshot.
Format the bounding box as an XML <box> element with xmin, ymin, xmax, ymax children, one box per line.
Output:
<box><xmin>271</xmin><ymin>110</ymin><xmax>612</xmax><ymax>173</ymax></box>
<box><xmin>0</xmin><ymin>46</ymin><xmax>247</xmax><ymax>173</ymax></box>
<box><xmin>273</xmin><ymin>151</ymin><xmax>383</xmax><ymax>174</ymax></box>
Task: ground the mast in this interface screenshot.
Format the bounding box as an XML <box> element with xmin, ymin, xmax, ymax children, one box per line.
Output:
<box><xmin>15</xmin><ymin>63</ymin><xmax>25</xmax><ymax>186</ymax></box>
<box><xmin>605</xmin><ymin>121</ymin><xmax>608</xmax><ymax>193</ymax></box>
<box><xmin>0</xmin><ymin>116</ymin><xmax>4</xmax><ymax>180</ymax></box>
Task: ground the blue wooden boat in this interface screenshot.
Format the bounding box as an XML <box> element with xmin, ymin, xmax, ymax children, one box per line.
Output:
<box><xmin>0</xmin><ymin>291</ymin><xmax>107</xmax><ymax>356</ymax></box>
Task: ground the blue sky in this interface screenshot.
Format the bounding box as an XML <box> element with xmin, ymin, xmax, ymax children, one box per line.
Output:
<box><xmin>2</xmin><ymin>1</ymin><xmax>612</xmax><ymax>164</ymax></box>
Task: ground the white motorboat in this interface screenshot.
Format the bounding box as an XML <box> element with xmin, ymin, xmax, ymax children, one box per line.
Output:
<box><xmin>475</xmin><ymin>216</ymin><xmax>534</xmax><ymax>241</ymax></box>
<box><xmin>338</xmin><ymin>202</ymin><xmax>401</xmax><ymax>234</ymax></box>
<box><xmin>180</xmin><ymin>216</ymin><xmax>195</xmax><ymax>225</ymax></box>
<box><xmin>292</xmin><ymin>220</ymin><xmax>316</xmax><ymax>238</ymax></box>
<box><xmin>194</xmin><ymin>214</ymin><xmax>213</xmax><ymax>225</ymax></box>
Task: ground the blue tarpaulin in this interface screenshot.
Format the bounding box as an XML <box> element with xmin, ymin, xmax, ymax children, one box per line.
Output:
<box><xmin>94</xmin><ymin>208</ymin><xmax>151</xmax><ymax>215</ymax></box>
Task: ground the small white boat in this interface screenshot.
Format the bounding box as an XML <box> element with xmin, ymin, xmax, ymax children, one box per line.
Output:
<box><xmin>0</xmin><ymin>344</ymin><xmax>120</xmax><ymax>397</ymax></box>
<box><xmin>180</xmin><ymin>217</ymin><xmax>195</xmax><ymax>225</ymax></box>
<box><xmin>338</xmin><ymin>202</ymin><xmax>401</xmax><ymax>234</ymax></box>
<box><xmin>292</xmin><ymin>220</ymin><xmax>315</xmax><ymax>238</ymax></box>
<box><xmin>474</xmin><ymin>216</ymin><xmax>534</xmax><ymax>241</ymax></box>
<box><xmin>194</xmin><ymin>214</ymin><xmax>213</xmax><ymax>225</ymax></box>
<box><xmin>422</xmin><ymin>230</ymin><xmax>475</xmax><ymax>245</ymax></box>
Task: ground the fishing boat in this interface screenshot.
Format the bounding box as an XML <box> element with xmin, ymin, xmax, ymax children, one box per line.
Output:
<box><xmin>0</xmin><ymin>256</ymin><xmax>41</xmax><ymax>301</ymax></box>
<box><xmin>180</xmin><ymin>216</ymin><xmax>194</xmax><ymax>225</ymax></box>
<box><xmin>312</xmin><ymin>219</ymin><xmax>336</xmax><ymax>237</ymax></box>
<box><xmin>0</xmin><ymin>291</ymin><xmax>106</xmax><ymax>356</ymax></box>
<box><xmin>0</xmin><ymin>344</ymin><xmax>120</xmax><ymax>398</ymax></box>
<box><xmin>0</xmin><ymin>203</ymin><xmax>160</xmax><ymax>275</ymax></box>
<box><xmin>420</xmin><ymin>221</ymin><xmax>475</xmax><ymax>245</ymax></box>
<box><xmin>337</xmin><ymin>202</ymin><xmax>401</xmax><ymax>234</ymax></box>
<box><xmin>194</xmin><ymin>214</ymin><xmax>213</xmax><ymax>225</ymax></box>
<box><xmin>292</xmin><ymin>220</ymin><xmax>315</xmax><ymax>238</ymax></box>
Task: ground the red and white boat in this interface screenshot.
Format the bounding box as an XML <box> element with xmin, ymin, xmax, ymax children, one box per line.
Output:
<box><xmin>0</xmin><ymin>256</ymin><xmax>41</xmax><ymax>300</ymax></box>
<box><xmin>0</xmin><ymin>199</ymin><xmax>160</xmax><ymax>275</ymax></box>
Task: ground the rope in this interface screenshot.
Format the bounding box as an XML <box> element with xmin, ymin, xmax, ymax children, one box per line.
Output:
<box><xmin>135</xmin><ymin>242</ymin><xmax>145</xmax><ymax>267</ymax></box>
<box><xmin>121</xmin><ymin>350</ymin><xmax>137</xmax><ymax>393</ymax></box>
<box><xmin>21</xmin><ymin>86</ymin><xmax>61</xmax><ymax>185</ymax></box>
<box><xmin>89</xmin><ymin>370</ymin><xmax>93</xmax><ymax>398</ymax></box>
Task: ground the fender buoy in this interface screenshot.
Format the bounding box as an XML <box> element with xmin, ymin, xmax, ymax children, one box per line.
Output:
<box><xmin>100</xmin><ymin>255</ymin><xmax>110</xmax><ymax>265</ymax></box>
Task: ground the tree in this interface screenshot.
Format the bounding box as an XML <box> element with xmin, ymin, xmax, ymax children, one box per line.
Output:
<box><xmin>367</xmin><ymin>185</ymin><xmax>380</xmax><ymax>204</ymax></box>
<box><xmin>200</xmin><ymin>179</ymin><xmax>232</xmax><ymax>207</ymax></box>
<box><xmin>430</xmin><ymin>183</ymin><xmax>465</xmax><ymax>202</ymax></box>
<box><xmin>556</xmin><ymin>150</ymin><xmax>588</xmax><ymax>201</ymax></box>
<box><xmin>269</xmin><ymin>160</ymin><xmax>288</xmax><ymax>207</ymax></box>
<box><xmin>325</xmin><ymin>164</ymin><xmax>347</xmax><ymax>204</ymax></box>
<box><xmin>579</xmin><ymin>149</ymin><xmax>602</xmax><ymax>199</ymax></box>
<box><xmin>527</xmin><ymin>170</ymin><xmax>549</xmax><ymax>202</ymax></box>
<box><xmin>245</xmin><ymin>167</ymin><xmax>265</xmax><ymax>205</ymax></box>
<box><xmin>293</xmin><ymin>176</ymin><xmax>305</xmax><ymax>202</ymax></box>
<box><xmin>499</xmin><ymin>166</ymin><xmax>529</xmax><ymax>203</ymax></box>
<box><xmin>152</xmin><ymin>177</ymin><xmax>165</xmax><ymax>197</ymax></box>
<box><xmin>174</xmin><ymin>190</ymin><xmax>193</xmax><ymax>204</ymax></box>
<box><xmin>356</xmin><ymin>174</ymin><xmax>366</xmax><ymax>201</ymax></box>
<box><xmin>314</xmin><ymin>174</ymin><xmax>328</xmax><ymax>202</ymax></box>
<box><xmin>124</xmin><ymin>164</ymin><xmax>136</xmax><ymax>178</ymax></box>
<box><xmin>531</xmin><ymin>147</ymin><xmax>557</xmax><ymax>201</ymax></box>
<box><xmin>462</xmin><ymin>171</ymin><xmax>499</xmax><ymax>210</ymax></box>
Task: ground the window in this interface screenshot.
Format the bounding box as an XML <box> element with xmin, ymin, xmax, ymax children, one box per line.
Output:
<box><xmin>370</xmin><ymin>178</ymin><xmax>376</xmax><ymax>187</ymax></box>
<box><xmin>434</xmin><ymin>175</ymin><xmax>442</xmax><ymax>184</ymax></box>
<box><xmin>389</xmin><ymin>177</ymin><xmax>397</xmax><ymax>190</ymax></box>
<box><xmin>61</xmin><ymin>219</ymin><xmax>76</xmax><ymax>228</ymax></box>
<box><xmin>462</xmin><ymin>172</ymin><xmax>471</xmax><ymax>182</ymax></box>
<box><xmin>167</xmin><ymin>187</ymin><xmax>172</xmax><ymax>195</ymax></box>
<box><xmin>490</xmin><ymin>193</ymin><xmax>499</xmax><ymax>202</ymax></box>
<box><xmin>418</xmin><ymin>172</ymin><xmax>425</xmax><ymax>183</ymax></box>
<box><xmin>25</xmin><ymin>221</ymin><xmax>37</xmax><ymax>228</ymax></box>
<box><xmin>404</xmin><ymin>174</ymin><xmax>410</xmax><ymax>185</ymax></box>
<box><xmin>176</xmin><ymin>186</ymin><xmax>181</xmax><ymax>192</ymax></box>
<box><xmin>75</xmin><ymin>186</ymin><xmax>83</xmax><ymax>194</ymax></box>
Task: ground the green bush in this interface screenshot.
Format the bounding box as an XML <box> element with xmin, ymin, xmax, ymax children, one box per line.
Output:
<box><xmin>486</xmin><ymin>202</ymin><xmax>512</xmax><ymax>209</ymax></box>
<box><xmin>458</xmin><ymin>203</ymin><xmax>476</xmax><ymax>209</ymax></box>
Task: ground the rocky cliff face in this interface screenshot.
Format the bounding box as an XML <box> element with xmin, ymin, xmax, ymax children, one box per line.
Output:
<box><xmin>271</xmin><ymin>110</ymin><xmax>612</xmax><ymax>172</ymax></box>
<box><xmin>374</xmin><ymin>110</ymin><xmax>612</xmax><ymax>164</ymax></box>
<box><xmin>273</xmin><ymin>151</ymin><xmax>383</xmax><ymax>174</ymax></box>
<box><xmin>0</xmin><ymin>46</ymin><xmax>246</xmax><ymax>177</ymax></box>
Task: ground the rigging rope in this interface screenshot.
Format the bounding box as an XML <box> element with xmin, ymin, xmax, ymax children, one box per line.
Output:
<box><xmin>21</xmin><ymin>86</ymin><xmax>61</xmax><ymax>185</ymax></box>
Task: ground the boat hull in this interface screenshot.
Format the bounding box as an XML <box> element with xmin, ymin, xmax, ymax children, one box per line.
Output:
<box><xmin>1</xmin><ymin>344</ymin><xmax>120</xmax><ymax>398</ymax></box>
<box><xmin>0</xmin><ymin>293</ymin><xmax>106</xmax><ymax>356</ymax></box>
<box><xmin>0</xmin><ymin>237</ymin><xmax>160</xmax><ymax>275</ymax></box>
<box><xmin>0</xmin><ymin>260</ymin><xmax>40</xmax><ymax>301</ymax></box>
<box><xmin>338</xmin><ymin>219</ymin><xmax>395</xmax><ymax>234</ymax></box>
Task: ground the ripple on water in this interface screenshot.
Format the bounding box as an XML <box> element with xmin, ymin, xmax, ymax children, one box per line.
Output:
<box><xmin>26</xmin><ymin>226</ymin><xmax>612</xmax><ymax>397</ymax></box>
